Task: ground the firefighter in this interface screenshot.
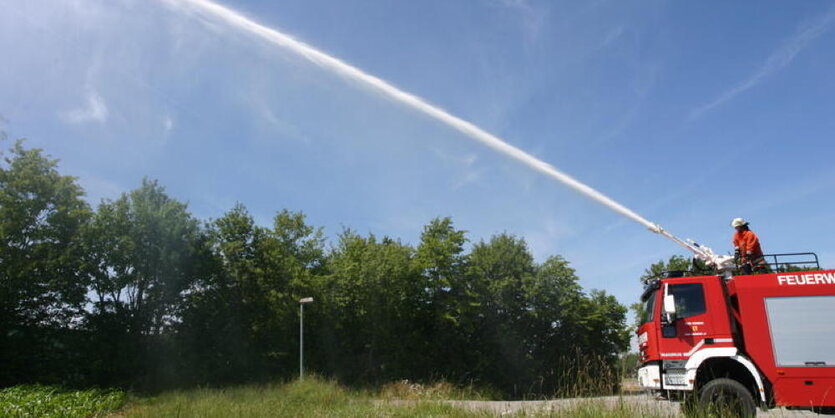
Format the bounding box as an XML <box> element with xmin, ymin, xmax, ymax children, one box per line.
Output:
<box><xmin>731</xmin><ymin>218</ymin><xmax>768</xmax><ymax>274</ymax></box>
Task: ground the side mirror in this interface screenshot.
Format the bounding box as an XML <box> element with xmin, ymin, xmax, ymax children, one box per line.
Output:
<box><xmin>663</xmin><ymin>294</ymin><xmax>677</xmax><ymax>323</ymax></box>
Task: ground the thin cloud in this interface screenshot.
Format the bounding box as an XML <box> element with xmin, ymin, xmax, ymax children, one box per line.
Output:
<box><xmin>430</xmin><ymin>147</ymin><xmax>479</xmax><ymax>167</ymax></box>
<box><xmin>75</xmin><ymin>172</ymin><xmax>124</xmax><ymax>204</ymax></box>
<box><xmin>489</xmin><ymin>0</ymin><xmax>546</xmax><ymax>43</ymax></box>
<box><xmin>452</xmin><ymin>170</ymin><xmax>482</xmax><ymax>190</ymax></box>
<box><xmin>525</xmin><ymin>215</ymin><xmax>576</xmax><ymax>259</ymax></box>
<box><xmin>430</xmin><ymin>147</ymin><xmax>482</xmax><ymax>189</ymax></box>
<box><xmin>599</xmin><ymin>25</ymin><xmax>625</xmax><ymax>49</ymax></box>
<box><xmin>592</xmin><ymin>62</ymin><xmax>660</xmax><ymax>146</ymax></box>
<box><xmin>61</xmin><ymin>89</ymin><xmax>109</xmax><ymax>125</ymax></box>
<box><xmin>690</xmin><ymin>5</ymin><xmax>835</xmax><ymax>120</ymax></box>
<box><xmin>163</xmin><ymin>115</ymin><xmax>175</xmax><ymax>136</ymax></box>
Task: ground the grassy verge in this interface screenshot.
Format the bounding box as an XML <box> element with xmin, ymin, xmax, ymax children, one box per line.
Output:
<box><xmin>0</xmin><ymin>385</ymin><xmax>125</xmax><ymax>418</ymax></box>
<box><xmin>121</xmin><ymin>378</ymin><xmax>672</xmax><ymax>417</ymax></box>
<box><xmin>122</xmin><ymin>378</ymin><xmax>485</xmax><ymax>418</ymax></box>
<box><xmin>375</xmin><ymin>379</ymin><xmax>501</xmax><ymax>401</ymax></box>
<box><xmin>1</xmin><ymin>378</ymin><xmax>675</xmax><ymax>417</ymax></box>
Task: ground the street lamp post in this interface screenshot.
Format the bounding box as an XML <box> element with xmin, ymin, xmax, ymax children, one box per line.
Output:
<box><xmin>299</xmin><ymin>297</ymin><xmax>314</xmax><ymax>380</ymax></box>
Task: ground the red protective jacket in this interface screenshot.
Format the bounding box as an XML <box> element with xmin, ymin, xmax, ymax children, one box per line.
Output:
<box><xmin>733</xmin><ymin>229</ymin><xmax>764</xmax><ymax>264</ymax></box>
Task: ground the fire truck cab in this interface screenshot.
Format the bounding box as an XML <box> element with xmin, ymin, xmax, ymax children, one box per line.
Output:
<box><xmin>637</xmin><ymin>257</ymin><xmax>835</xmax><ymax>416</ymax></box>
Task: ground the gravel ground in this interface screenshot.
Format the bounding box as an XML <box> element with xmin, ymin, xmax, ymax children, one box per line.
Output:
<box><xmin>443</xmin><ymin>393</ymin><xmax>819</xmax><ymax>416</ymax></box>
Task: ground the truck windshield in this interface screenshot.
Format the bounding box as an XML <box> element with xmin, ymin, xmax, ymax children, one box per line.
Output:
<box><xmin>669</xmin><ymin>283</ymin><xmax>706</xmax><ymax>318</ymax></box>
<box><xmin>641</xmin><ymin>290</ymin><xmax>657</xmax><ymax>324</ymax></box>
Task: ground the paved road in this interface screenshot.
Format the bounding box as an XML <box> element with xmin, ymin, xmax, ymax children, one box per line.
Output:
<box><xmin>442</xmin><ymin>394</ymin><xmax>818</xmax><ymax>416</ymax></box>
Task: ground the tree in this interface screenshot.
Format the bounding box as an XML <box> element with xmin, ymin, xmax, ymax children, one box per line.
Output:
<box><xmin>176</xmin><ymin>204</ymin><xmax>264</xmax><ymax>384</ymax></box>
<box><xmin>526</xmin><ymin>255</ymin><xmax>587</xmax><ymax>393</ymax></box>
<box><xmin>254</xmin><ymin>209</ymin><xmax>326</xmax><ymax>374</ymax></box>
<box><xmin>465</xmin><ymin>235</ymin><xmax>630</xmax><ymax>396</ymax></box>
<box><xmin>467</xmin><ymin>233</ymin><xmax>537</xmax><ymax>393</ymax></box>
<box><xmin>583</xmin><ymin>290</ymin><xmax>630</xmax><ymax>359</ymax></box>
<box><xmin>0</xmin><ymin>141</ymin><xmax>91</xmax><ymax>325</ymax></box>
<box><xmin>316</xmin><ymin>230</ymin><xmax>421</xmax><ymax>383</ymax></box>
<box><xmin>85</xmin><ymin>179</ymin><xmax>200</xmax><ymax>335</ymax></box>
<box><xmin>82</xmin><ymin>178</ymin><xmax>202</xmax><ymax>386</ymax></box>
<box><xmin>0</xmin><ymin>140</ymin><xmax>91</xmax><ymax>385</ymax></box>
<box><xmin>413</xmin><ymin>217</ymin><xmax>470</xmax><ymax>380</ymax></box>
<box><xmin>415</xmin><ymin>217</ymin><xmax>468</xmax><ymax>302</ymax></box>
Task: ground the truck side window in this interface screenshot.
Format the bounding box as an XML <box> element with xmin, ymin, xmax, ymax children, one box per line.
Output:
<box><xmin>641</xmin><ymin>290</ymin><xmax>657</xmax><ymax>324</ymax></box>
<box><xmin>669</xmin><ymin>283</ymin><xmax>706</xmax><ymax>318</ymax></box>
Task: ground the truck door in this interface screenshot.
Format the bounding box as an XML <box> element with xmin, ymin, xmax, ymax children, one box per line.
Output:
<box><xmin>659</xmin><ymin>281</ymin><xmax>712</xmax><ymax>359</ymax></box>
<box><xmin>637</xmin><ymin>287</ymin><xmax>662</xmax><ymax>390</ymax></box>
<box><xmin>637</xmin><ymin>288</ymin><xmax>660</xmax><ymax>362</ymax></box>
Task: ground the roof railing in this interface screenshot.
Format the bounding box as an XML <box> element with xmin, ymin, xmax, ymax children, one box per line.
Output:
<box><xmin>760</xmin><ymin>252</ymin><xmax>820</xmax><ymax>272</ymax></box>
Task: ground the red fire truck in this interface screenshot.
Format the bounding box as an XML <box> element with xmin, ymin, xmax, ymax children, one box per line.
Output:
<box><xmin>636</xmin><ymin>254</ymin><xmax>835</xmax><ymax>416</ymax></box>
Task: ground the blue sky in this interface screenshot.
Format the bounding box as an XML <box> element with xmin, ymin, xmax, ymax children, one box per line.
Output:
<box><xmin>2</xmin><ymin>0</ymin><xmax>835</xmax><ymax>308</ymax></box>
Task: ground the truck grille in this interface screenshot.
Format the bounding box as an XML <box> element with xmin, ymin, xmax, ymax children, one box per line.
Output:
<box><xmin>664</xmin><ymin>370</ymin><xmax>687</xmax><ymax>386</ymax></box>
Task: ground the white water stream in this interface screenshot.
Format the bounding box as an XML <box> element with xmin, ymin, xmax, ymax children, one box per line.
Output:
<box><xmin>161</xmin><ymin>0</ymin><xmax>711</xmax><ymax>258</ymax></box>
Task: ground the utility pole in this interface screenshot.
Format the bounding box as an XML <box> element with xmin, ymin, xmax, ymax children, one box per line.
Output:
<box><xmin>299</xmin><ymin>297</ymin><xmax>314</xmax><ymax>380</ymax></box>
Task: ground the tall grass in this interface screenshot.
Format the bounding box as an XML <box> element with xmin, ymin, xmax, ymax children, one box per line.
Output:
<box><xmin>123</xmin><ymin>377</ymin><xmax>485</xmax><ymax>418</ymax></box>
<box><xmin>376</xmin><ymin>379</ymin><xmax>501</xmax><ymax>401</ymax></box>
<box><xmin>550</xmin><ymin>354</ymin><xmax>626</xmax><ymax>399</ymax></box>
<box><xmin>0</xmin><ymin>385</ymin><xmax>125</xmax><ymax>418</ymax></box>
<box><xmin>120</xmin><ymin>376</ymin><xmax>680</xmax><ymax>417</ymax></box>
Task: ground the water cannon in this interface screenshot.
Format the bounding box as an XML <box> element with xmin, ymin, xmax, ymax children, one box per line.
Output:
<box><xmin>688</xmin><ymin>240</ymin><xmax>736</xmax><ymax>278</ymax></box>
<box><xmin>649</xmin><ymin>224</ymin><xmax>735</xmax><ymax>278</ymax></box>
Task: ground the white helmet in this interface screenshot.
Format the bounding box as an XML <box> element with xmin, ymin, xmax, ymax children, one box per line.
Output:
<box><xmin>731</xmin><ymin>218</ymin><xmax>748</xmax><ymax>228</ymax></box>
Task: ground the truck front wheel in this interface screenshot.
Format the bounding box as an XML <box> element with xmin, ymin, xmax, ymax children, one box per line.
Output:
<box><xmin>698</xmin><ymin>378</ymin><xmax>757</xmax><ymax>418</ymax></box>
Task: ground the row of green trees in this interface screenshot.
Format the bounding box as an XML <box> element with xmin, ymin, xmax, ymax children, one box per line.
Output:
<box><xmin>0</xmin><ymin>140</ymin><xmax>629</xmax><ymax>397</ymax></box>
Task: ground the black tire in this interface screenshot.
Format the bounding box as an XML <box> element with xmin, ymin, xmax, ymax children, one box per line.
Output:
<box><xmin>698</xmin><ymin>378</ymin><xmax>757</xmax><ymax>418</ymax></box>
<box><xmin>813</xmin><ymin>406</ymin><xmax>835</xmax><ymax>415</ymax></box>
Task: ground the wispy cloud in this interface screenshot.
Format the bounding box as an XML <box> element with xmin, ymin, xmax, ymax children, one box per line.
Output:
<box><xmin>452</xmin><ymin>170</ymin><xmax>482</xmax><ymax>190</ymax></box>
<box><xmin>430</xmin><ymin>147</ymin><xmax>482</xmax><ymax>189</ymax></box>
<box><xmin>599</xmin><ymin>25</ymin><xmax>625</xmax><ymax>49</ymax></box>
<box><xmin>61</xmin><ymin>88</ymin><xmax>109</xmax><ymax>125</ymax></box>
<box><xmin>490</xmin><ymin>0</ymin><xmax>546</xmax><ymax>43</ymax></box>
<box><xmin>592</xmin><ymin>61</ymin><xmax>660</xmax><ymax>146</ymax></box>
<box><xmin>75</xmin><ymin>172</ymin><xmax>124</xmax><ymax>204</ymax></box>
<box><xmin>690</xmin><ymin>5</ymin><xmax>835</xmax><ymax>120</ymax></box>
<box><xmin>163</xmin><ymin>115</ymin><xmax>175</xmax><ymax>136</ymax></box>
<box><xmin>525</xmin><ymin>215</ymin><xmax>576</xmax><ymax>259</ymax></box>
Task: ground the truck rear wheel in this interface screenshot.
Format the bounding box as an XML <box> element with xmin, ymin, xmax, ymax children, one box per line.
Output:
<box><xmin>698</xmin><ymin>378</ymin><xmax>756</xmax><ymax>418</ymax></box>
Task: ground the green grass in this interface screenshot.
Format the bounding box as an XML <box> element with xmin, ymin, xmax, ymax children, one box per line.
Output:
<box><xmin>123</xmin><ymin>378</ymin><xmax>486</xmax><ymax>417</ymax></box>
<box><xmin>121</xmin><ymin>378</ymin><xmax>671</xmax><ymax>417</ymax></box>
<box><xmin>1</xmin><ymin>378</ymin><xmax>678</xmax><ymax>417</ymax></box>
<box><xmin>0</xmin><ymin>385</ymin><xmax>125</xmax><ymax>418</ymax></box>
<box><xmin>375</xmin><ymin>379</ymin><xmax>502</xmax><ymax>401</ymax></box>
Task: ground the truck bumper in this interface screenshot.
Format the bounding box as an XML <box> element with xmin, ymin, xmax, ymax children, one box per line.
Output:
<box><xmin>638</xmin><ymin>363</ymin><xmax>662</xmax><ymax>390</ymax></box>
